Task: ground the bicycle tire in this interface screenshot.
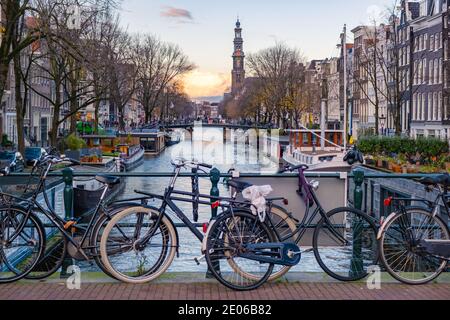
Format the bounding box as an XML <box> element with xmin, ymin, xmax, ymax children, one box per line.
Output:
<box><xmin>204</xmin><ymin>210</ymin><xmax>275</xmax><ymax>291</ymax></box>
<box><xmin>0</xmin><ymin>207</ymin><xmax>45</xmax><ymax>283</ymax></box>
<box><xmin>100</xmin><ymin>206</ymin><xmax>177</xmax><ymax>284</ymax></box>
<box><xmin>379</xmin><ymin>207</ymin><xmax>449</xmax><ymax>285</ymax></box>
<box><xmin>313</xmin><ymin>207</ymin><xmax>378</xmax><ymax>281</ymax></box>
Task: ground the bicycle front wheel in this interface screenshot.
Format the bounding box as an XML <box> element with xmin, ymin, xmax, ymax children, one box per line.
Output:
<box><xmin>379</xmin><ymin>208</ymin><xmax>449</xmax><ymax>285</ymax></box>
<box><xmin>0</xmin><ymin>207</ymin><xmax>45</xmax><ymax>283</ymax></box>
<box><xmin>100</xmin><ymin>206</ymin><xmax>177</xmax><ymax>284</ymax></box>
<box><xmin>313</xmin><ymin>207</ymin><xmax>378</xmax><ymax>281</ymax></box>
<box><xmin>205</xmin><ymin>210</ymin><xmax>275</xmax><ymax>291</ymax></box>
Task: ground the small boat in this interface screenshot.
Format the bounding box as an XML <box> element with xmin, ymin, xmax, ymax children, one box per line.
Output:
<box><xmin>283</xmin><ymin>129</ymin><xmax>351</xmax><ymax>172</ymax></box>
<box><xmin>165</xmin><ymin>131</ymin><xmax>181</xmax><ymax>147</ymax></box>
<box><xmin>117</xmin><ymin>143</ymin><xmax>145</xmax><ymax>171</ymax></box>
<box><xmin>72</xmin><ymin>158</ymin><xmax>124</xmax><ymax>218</ymax></box>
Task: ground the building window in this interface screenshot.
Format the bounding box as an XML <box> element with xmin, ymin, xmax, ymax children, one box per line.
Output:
<box><xmin>429</xmin><ymin>60</ymin><xmax>434</xmax><ymax>84</ymax></box>
<box><xmin>434</xmin><ymin>58</ymin><xmax>439</xmax><ymax>85</ymax></box>
<box><xmin>431</xmin><ymin>35</ymin><xmax>435</xmax><ymax>51</ymax></box>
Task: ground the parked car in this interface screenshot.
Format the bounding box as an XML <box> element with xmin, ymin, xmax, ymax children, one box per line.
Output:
<box><xmin>0</xmin><ymin>151</ymin><xmax>25</xmax><ymax>173</ymax></box>
<box><xmin>24</xmin><ymin>147</ymin><xmax>48</xmax><ymax>166</ymax></box>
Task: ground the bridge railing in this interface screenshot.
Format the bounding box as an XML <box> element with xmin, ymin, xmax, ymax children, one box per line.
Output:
<box><xmin>1</xmin><ymin>168</ymin><xmax>448</xmax><ymax>276</ymax></box>
<box><xmin>3</xmin><ymin>168</ymin><xmax>446</xmax><ymax>225</ymax></box>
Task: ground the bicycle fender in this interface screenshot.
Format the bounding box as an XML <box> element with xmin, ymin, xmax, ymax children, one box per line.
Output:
<box><xmin>201</xmin><ymin>218</ymin><xmax>217</xmax><ymax>253</ymax></box>
<box><xmin>377</xmin><ymin>212</ymin><xmax>398</xmax><ymax>240</ymax></box>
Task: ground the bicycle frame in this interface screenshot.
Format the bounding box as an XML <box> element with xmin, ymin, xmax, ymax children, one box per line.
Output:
<box><xmin>265</xmin><ymin>169</ymin><xmax>347</xmax><ymax>246</ymax></box>
<box><xmin>134</xmin><ymin>165</ymin><xmax>255</xmax><ymax>247</ymax></box>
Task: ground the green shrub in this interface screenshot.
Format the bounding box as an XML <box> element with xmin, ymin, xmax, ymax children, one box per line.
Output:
<box><xmin>65</xmin><ymin>134</ymin><xmax>86</xmax><ymax>151</ymax></box>
<box><xmin>416</xmin><ymin>137</ymin><xmax>449</xmax><ymax>160</ymax></box>
<box><xmin>357</xmin><ymin>136</ymin><xmax>449</xmax><ymax>164</ymax></box>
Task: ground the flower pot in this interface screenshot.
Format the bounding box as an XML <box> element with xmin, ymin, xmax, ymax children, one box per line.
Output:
<box><xmin>383</xmin><ymin>160</ymin><xmax>389</xmax><ymax>169</ymax></box>
<box><xmin>365</xmin><ymin>158</ymin><xmax>375</xmax><ymax>166</ymax></box>
<box><xmin>446</xmin><ymin>162</ymin><xmax>450</xmax><ymax>171</ymax></box>
<box><xmin>377</xmin><ymin>160</ymin><xmax>383</xmax><ymax>168</ymax></box>
<box><xmin>402</xmin><ymin>166</ymin><xmax>408</xmax><ymax>174</ymax></box>
<box><xmin>391</xmin><ymin>164</ymin><xmax>402</xmax><ymax>173</ymax></box>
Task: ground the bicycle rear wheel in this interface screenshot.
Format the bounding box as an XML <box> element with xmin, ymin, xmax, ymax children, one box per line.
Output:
<box><xmin>313</xmin><ymin>207</ymin><xmax>378</xmax><ymax>281</ymax></box>
<box><xmin>204</xmin><ymin>210</ymin><xmax>275</xmax><ymax>291</ymax></box>
<box><xmin>379</xmin><ymin>208</ymin><xmax>449</xmax><ymax>285</ymax></box>
<box><xmin>0</xmin><ymin>207</ymin><xmax>45</xmax><ymax>283</ymax></box>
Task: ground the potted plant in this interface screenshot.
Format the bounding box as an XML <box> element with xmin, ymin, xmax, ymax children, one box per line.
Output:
<box><xmin>65</xmin><ymin>134</ymin><xmax>87</xmax><ymax>161</ymax></box>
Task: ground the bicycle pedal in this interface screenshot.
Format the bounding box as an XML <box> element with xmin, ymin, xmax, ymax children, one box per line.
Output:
<box><xmin>194</xmin><ymin>255</ymin><xmax>205</xmax><ymax>265</ymax></box>
<box><xmin>64</xmin><ymin>220</ymin><xmax>77</xmax><ymax>230</ymax></box>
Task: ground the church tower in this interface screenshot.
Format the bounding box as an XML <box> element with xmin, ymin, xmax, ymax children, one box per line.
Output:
<box><xmin>231</xmin><ymin>18</ymin><xmax>245</xmax><ymax>94</ymax></box>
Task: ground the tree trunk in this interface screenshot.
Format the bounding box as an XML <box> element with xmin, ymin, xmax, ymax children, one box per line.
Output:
<box><xmin>118</xmin><ymin>105</ymin><xmax>125</xmax><ymax>131</ymax></box>
<box><xmin>0</xmin><ymin>61</ymin><xmax>9</xmax><ymax>104</ymax></box>
<box><xmin>50</xmin><ymin>84</ymin><xmax>62</xmax><ymax>148</ymax></box>
<box><xmin>13</xmin><ymin>53</ymin><xmax>25</xmax><ymax>156</ymax></box>
<box><xmin>69</xmin><ymin>85</ymin><xmax>78</xmax><ymax>134</ymax></box>
<box><xmin>94</xmin><ymin>100</ymin><xmax>100</xmax><ymax>134</ymax></box>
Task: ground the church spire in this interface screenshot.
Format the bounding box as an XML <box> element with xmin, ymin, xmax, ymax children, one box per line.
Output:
<box><xmin>232</xmin><ymin>18</ymin><xmax>245</xmax><ymax>94</ymax></box>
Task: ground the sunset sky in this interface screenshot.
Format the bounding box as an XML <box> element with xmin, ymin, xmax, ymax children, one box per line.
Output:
<box><xmin>120</xmin><ymin>0</ymin><xmax>396</xmax><ymax>99</ymax></box>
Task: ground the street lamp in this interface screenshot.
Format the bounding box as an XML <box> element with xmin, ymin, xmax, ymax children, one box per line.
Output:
<box><xmin>379</xmin><ymin>114</ymin><xmax>387</xmax><ymax>136</ymax></box>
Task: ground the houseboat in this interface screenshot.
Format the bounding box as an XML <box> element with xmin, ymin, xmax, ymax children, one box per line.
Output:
<box><xmin>82</xmin><ymin>135</ymin><xmax>145</xmax><ymax>171</ymax></box>
<box><xmin>283</xmin><ymin>129</ymin><xmax>352</xmax><ymax>172</ymax></box>
<box><xmin>126</xmin><ymin>131</ymin><xmax>166</xmax><ymax>155</ymax></box>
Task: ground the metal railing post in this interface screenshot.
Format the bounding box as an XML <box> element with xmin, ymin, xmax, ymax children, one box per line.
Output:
<box><xmin>209</xmin><ymin>168</ymin><xmax>221</xmax><ymax>218</ymax></box>
<box><xmin>350</xmin><ymin>168</ymin><xmax>364</xmax><ymax>276</ymax></box>
<box><xmin>60</xmin><ymin>167</ymin><xmax>74</xmax><ymax>278</ymax></box>
<box><xmin>207</xmin><ymin>167</ymin><xmax>221</xmax><ymax>278</ymax></box>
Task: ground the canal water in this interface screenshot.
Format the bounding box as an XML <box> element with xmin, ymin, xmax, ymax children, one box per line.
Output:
<box><xmin>78</xmin><ymin>128</ymin><xmax>332</xmax><ymax>273</ymax></box>
<box><xmin>82</xmin><ymin>128</ymin><xmax>326</xmax><ymax>273</ymax></box>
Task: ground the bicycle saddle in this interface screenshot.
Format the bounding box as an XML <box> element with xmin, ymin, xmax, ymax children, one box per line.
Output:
<box><xmin>227</xmin><ymin>179</ymin><xmax>253</xmax><ymax>192</ymax></box>
<box><xmin>96</xmin><ymin>175</ymin><xmax>121</xmax><ymax>186</ymax></box>
<box><xmin>418</xmin><ymin>173</ymin><xmax>450</xmax><ymax>187</ymax></box>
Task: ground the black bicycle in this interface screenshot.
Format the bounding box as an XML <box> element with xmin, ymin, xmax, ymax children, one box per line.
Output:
<box><xmin>204</xmin><ymin>164</ymin><xmax>379</xmax><ymax>291</ymax></box>
<box><xmin>99</xmin><ymin>158</ymin><xmax>283</xmax><ymax>289</ymax></box>
<box><xmin>0</xmin><ymin>153</ymin><xmax>142</xmax><ymax>283</ymax></box>
<box><xmin>378</xmin><ymin>174</ymin><xmax>450</xmax><ymax>285</ymax></box>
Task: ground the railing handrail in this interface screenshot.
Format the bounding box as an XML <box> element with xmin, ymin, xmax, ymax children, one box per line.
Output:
<box><xmin>3</xmin><ymin>171</ymin><xmax>443</xmax><ymax>179</ymax></box>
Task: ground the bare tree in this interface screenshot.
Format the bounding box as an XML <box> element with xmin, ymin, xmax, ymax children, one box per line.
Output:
<box><xmin>0</xmin><ymin>1</ymin><xmax>43</xmax><ymax>104</ymax></box>
<box><xmin>28</xmin><ymin>0</ymin><xmax>118</xmax><ymax>145</ymax></box>
<box><xmin>245</xmin><ymin>43</ymin><xmax>307</xmax><ymax>128</ymax></box>
<box><xmin>133</xmin><ymin>35</ymin><xmax>195</xmax><ymax>123</ymax></box>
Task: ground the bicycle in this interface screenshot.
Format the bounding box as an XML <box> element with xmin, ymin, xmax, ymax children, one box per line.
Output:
<box><xmin>0</xmin><ymin>153</ymin><xmax>143</xmax><ymax>282</ymax></box>
<box><xmin>99</xmin><ymin>158</ymin><xmax>283</xmax><ymax>289</ymax></box>
<box><xmin>204</xmin><ymin>164</ymin><xmax>379</xmax><ymax>291</ymax></box>
<box><xmin>378</xmin><ymin>174</ymin><xmax>450</xmax><ymax>285</ymax></box>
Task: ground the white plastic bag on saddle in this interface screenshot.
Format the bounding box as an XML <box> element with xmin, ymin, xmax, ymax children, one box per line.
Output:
<box><xmin>242</xmin><ymin>185</ymin><xmax>273</xmax><ymax>222</ymax></box>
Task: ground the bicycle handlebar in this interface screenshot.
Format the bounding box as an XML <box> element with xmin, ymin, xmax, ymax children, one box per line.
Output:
<box><xmin>171</xmin><ymin>158</ymin><xmax>213</xmax><ymax>170</ymax></box>
<box><xmin>278</xmin><ymin>164</ymin><xmax>309</xmax><ymax>173</ymax></box>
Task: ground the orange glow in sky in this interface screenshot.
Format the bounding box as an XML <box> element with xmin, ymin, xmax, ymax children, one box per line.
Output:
<box><xmin>182</xmin><ymin>70</ymin><xmax>230</xmax><ymax>98</ymax></box>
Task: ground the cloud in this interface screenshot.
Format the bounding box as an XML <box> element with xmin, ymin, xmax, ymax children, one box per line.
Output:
<box><xmin>161</xmin><ymin>6</ymin><xmax>193</xmax><ymax>23</ymax></box>
<box><xmin>182</xmin><ymin>70</ymin><xmax>230</xmax><ymax>98</ymax></box>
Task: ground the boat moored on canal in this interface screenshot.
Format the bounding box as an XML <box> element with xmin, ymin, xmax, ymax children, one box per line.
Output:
<box><xmin>82</xmin><ymin>134</ymin><xmax>145</xmax><ymax>171</ymax></box>
<box><xmin>126</xmin><ymin>131</ymin><xmax>166</xmax><ymax>155</ymax></box>
<box><xmin>283</xmin><ymin>129</ymin><xmax>351</xmax><ymax>172</ymax></box>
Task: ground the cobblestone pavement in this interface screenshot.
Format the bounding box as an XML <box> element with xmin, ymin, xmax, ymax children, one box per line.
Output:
<box><xmin>0</xmin><ymin>282</ymin><xmax>448</xmax><ymax>300</ymax></box>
